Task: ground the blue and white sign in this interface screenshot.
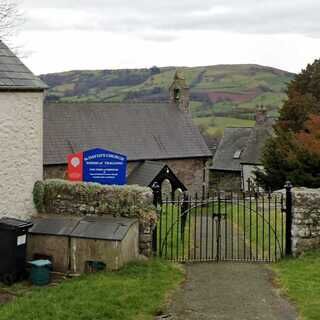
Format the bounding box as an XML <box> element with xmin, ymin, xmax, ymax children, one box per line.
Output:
<box><xmin>83</xmin><ymin>148</ymin><xmax>127</xmax><ymax>185</ymax></box>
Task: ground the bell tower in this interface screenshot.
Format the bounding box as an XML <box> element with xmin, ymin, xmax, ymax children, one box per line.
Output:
<box><xmin>255</xmin><ymin>105</ymin><xmax>268</xmax><ymax>125</ymax></box>
<box><xmin>169</xmin><ymin>70</ymin><xmax>190</xmax><ymax>112</ymax></box>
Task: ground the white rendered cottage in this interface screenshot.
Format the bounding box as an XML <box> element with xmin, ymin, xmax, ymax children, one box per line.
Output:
<box><xmin>0</xmin><ymin>41</ymin><xmax>47</xmax><ymax>219</ymax></box>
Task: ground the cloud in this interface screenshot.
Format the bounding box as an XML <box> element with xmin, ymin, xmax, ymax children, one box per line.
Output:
<box><xmin>20</xmin><ymin>0</ymin><xmax>320</xmax><ymax>39</ymax></box>
<box><xmin>140</xmin><ymin>32</ymin><xmax>178</xmax><ymax>42</ymax></box>
<box><xmin>15</xmin><ymin>1</ymin><xmax>320</xmax><ymax>75</ymax></box>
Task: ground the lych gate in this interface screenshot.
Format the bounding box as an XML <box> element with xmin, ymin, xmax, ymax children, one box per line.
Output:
<box><xmin>128</xmin><ymin>160</ymin><xmax>187</xmax><ymax>199</ymax></box>
<box><xmin>152</xmin><ymin>183</ymin><xmax>293</xmax><ymax>263</ymax></box>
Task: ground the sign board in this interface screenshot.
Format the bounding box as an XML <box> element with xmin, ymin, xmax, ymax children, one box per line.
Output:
<box><xmin>68</xmin><ymin>152</ymin><xmax>83</xmax><ymax>181</ymax></box>
<box><xmin>68</xmin><ymin>148</ymin><xmax>127</xmax><ymax>185</ymax></box>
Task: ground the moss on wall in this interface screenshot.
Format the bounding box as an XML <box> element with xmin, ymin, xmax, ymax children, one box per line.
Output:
<box><xmin>33</xmin><ymin>179</ymin><xmax>158</xmax><ymax>256</ymax></box>
<box><xmin>33</xmin><ymin>179</ymin><xmax>157</xmax><ymax>225</ymax></box>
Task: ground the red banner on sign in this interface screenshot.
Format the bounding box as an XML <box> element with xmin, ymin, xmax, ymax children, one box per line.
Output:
<box><xmin>67</xmin><ymin>152</ymin><xmax>83</xmax><ymax>181</ymax></box>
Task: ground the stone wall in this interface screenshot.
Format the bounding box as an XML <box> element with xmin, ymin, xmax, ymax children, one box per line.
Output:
<box><xmin>291</xmin><ymin>188</ymin><xmax>320</xmax><ymax>255</ymax></box>
<box><xmin>164</xmin><ymin>158</ymin><xmax>208</xmax><ymax>194</ymax></box>
<box><xmin>128</xmin><ymin>158</ymin><xmax>209</xmax><ymax>195</ymax></box>
<box><xmin>209</xmin><ymin>170</ymin><xmax>242</xmax><ymax>191</ymax></box>
<box><xmin>44</xmin><ymin>164</ymin><xmax>67</xmax><ymax>180</ymax></box>
<box><xmin>0</xmin><ymin>92</ymin><xmax>44</xmax><ymax>219</ymax></box>
<box><xmin>33</xmin><ymin>179</ymin><xmax>157</xmax><ymax>256</ymax></box>
<box><xmin>44</xmin><ymin>157</ymin><xmax>209</xmax><ymax>195</ymax></box>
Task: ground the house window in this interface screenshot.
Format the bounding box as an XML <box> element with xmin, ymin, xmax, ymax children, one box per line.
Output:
<box><xmin>233</xmin><ymin>150</ymin><xmax>242</xmax><ymax>159</ymax></box>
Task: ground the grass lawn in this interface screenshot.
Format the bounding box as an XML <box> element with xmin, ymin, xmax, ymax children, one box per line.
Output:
<box><xmin>158</xmin><ymin>204</ymin><xmax>195</xmax><ymax>261</ymax></box>
<box><xmin>272</xmin><ymin>251</ymin><xmax>320</xmax><ymax>320</ymax></box>
<box><xmin>225</xmin><ymin>197</ymin><xmax>286</xmax><ymax>261</ymax></box>
<box><xmin>0</xmin><ymin>260</ymin><xmax>183</xmax><ymax>320</ymax></box>
<box><xmin>194</xmin><ymin>116</ymin><xmax>255</xmax><ymax>137</ymax></box>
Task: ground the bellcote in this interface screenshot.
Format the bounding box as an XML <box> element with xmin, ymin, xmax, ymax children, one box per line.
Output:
<box><xmin>255</xmin><ymin>105</ymin><xmax>268</xmax><ymax>125</ymax></box>
<box><xmin>169</xmin><ymin>70</ymin><xmax>190</xmax><ymax>112</ymax></box>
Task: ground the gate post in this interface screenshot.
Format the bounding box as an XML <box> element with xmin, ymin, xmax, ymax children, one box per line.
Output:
<box><xmin>285</xmin><ymin>181</ymin><xmax>293</xmax><ymax>256</ymax></box>
<box><xmin>151</xmin><ymin>182</ymin><xmax>161</xmax><ymax>255</ymax></box>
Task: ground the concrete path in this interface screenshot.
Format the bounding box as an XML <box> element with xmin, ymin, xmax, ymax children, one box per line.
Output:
<box><xmin>166</xmin><ymin>263</ymin><xmax>297</xmax><ymax>320</ymax></box>
<box><xmin>190</xmin><ymin>215</ymin><xmax>249</xmax><ymax>261</ymax></box>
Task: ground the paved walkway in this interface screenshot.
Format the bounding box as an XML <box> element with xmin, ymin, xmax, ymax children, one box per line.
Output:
<box><xmin>190</xmin><ymin>216</ymin><xmax>247</xmax><ymax>261</ymax></box>
<box><xmin>166</xmin><ymin>263</ymin><xmax>297</xmax><ymax>320</ymax></box>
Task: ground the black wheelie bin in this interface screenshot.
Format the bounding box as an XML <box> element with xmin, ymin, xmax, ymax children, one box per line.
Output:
<box><xmin>0</xmin><ymin>217</ymin><xmax>33</xmax><ymax>285</ymax></box>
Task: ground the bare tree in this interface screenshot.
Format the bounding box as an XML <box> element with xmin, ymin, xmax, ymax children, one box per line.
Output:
<box><xmin>0</xmin><ymin>0</ymin><xmax>21</xmax><ymax>43</ymax></box>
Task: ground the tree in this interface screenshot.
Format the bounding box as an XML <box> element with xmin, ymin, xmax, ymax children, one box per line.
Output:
<box><xmin>256</xmin><ymin>59</ymin><xmax>320</xmax><ymax>190</ymax></box>
<box><xmin>0</xmin><ymin>0</ymin><xmax>21</xmax><ymax>42</ymax></box>
<box><xmin>197</xmin><ymin>123</ymin><xmax>209</xmax><ymax>136</ymax></box>
<box><xmin>296</xmin><ymin>115</ymin><xmax>320</xmax><ymax>156</ymax></box>
<box><xmin>150</xmin><ymin>66</ymin><xmax>161</xmax><ymax>75</ymax></box>
<box><xmin>278</xmin><ymin>59</ymin><xmax>320</xmax><ymax>132</ymax></box>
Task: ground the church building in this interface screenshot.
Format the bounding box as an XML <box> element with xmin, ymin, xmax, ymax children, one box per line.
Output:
<box><xmin>43</xmin><ymin>72</ymin><xmax>212</xmax><ymax>194</ymax></box>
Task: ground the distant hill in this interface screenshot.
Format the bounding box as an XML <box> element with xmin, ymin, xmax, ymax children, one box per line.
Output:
<box><xmin>40</xmin><ymin>64</ymin><xmax>294</xmax><ymax>140</ymax></box>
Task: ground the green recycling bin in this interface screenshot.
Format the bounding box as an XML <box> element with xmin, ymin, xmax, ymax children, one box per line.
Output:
<box><xmin>29</xmin><ymin>260</ymin><xmax>52</xmax><ymax>286</ymax></box>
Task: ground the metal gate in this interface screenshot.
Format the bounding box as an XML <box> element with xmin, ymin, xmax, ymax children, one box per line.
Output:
<box><xmin>152</xmin><ymin>184</ymin><xmax>292</xmax><ymax>263</ymax></box>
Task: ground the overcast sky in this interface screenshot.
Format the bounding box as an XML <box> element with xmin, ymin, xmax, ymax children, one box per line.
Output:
<box><xmin>15</xmin><ymin>0</ymin><xmax>320</xmax><ymax>74</ymax></box>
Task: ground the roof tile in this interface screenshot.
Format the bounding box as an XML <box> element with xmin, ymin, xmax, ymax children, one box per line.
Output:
<box><xmin>211</xmin><ymin>127</ymin><xmax>252</xmax><ymax>171</ymax></box>
<box><xmin>44</xmin><ymin>102</ymin><xmax>212</xmax><ymax>164</ymax></box>
<box><xmin>0</xmin><ymin>41</ymin><xmax>47</xmax><ymax>90</ymax></box>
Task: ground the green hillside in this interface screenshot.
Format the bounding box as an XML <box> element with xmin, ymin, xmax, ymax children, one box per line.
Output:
<box><xmin>40</xmin><ymin>64</ymin><xmax>294</xmax><ymax>139</ymax></box>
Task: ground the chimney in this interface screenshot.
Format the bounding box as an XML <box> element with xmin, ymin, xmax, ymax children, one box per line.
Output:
<box><xmin>169</xmin><ymin>70</ymin><xmax>190</xmax><ymax>112</ymax></box>
<box><xmin>255</xmin><ymin>105</ymin><xmax>267</xmax><ymax>125</ymax></box>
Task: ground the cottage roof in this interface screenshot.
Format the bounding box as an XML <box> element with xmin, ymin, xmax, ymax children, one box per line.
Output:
<box><xmin>240</xmin><ymin>126</ymin><xmax>273</xmax><ymax>165</ymax></box>
<box><xmin>0</xmin><ymin>41</ymin><xmax>47</xmax><ymax>91</ymax></box>
<box><xmin>44</xmin><ymin>102</ymin><xmax>211</xmax><ymax>165</ymax></box>
<box><xmin>211</xmin><ymin>124</ymin><xmax>273</xmax><ymax>171</ymax></box>
<box><xmin>211</xmin><ymin>127</ymin><xmax>253</xmax><ymax>172</ymax></box>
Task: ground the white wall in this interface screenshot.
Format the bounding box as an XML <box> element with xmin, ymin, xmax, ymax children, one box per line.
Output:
<box><xmin>0</xmin><ymin>91</ymin><xmax>43</xmax><ymax>219</ymax></box>
<box><xmin>242</xmin><ymin>164</ymin><xmax>264</xmax><ymax>192</ymax></box>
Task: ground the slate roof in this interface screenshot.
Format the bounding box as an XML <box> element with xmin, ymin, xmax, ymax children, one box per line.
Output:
<box><xmin>44</xmin><ymin>102</ymin><xmax>211</xmax><ymax>165</ymax></box>
<box><xmin>211</xmin><ymin>125</ymin><xmax>273</xmax><ymax>172</ymax></box>
<box><xmin>211</xmin><ymin>127</ymin><xmax>253</xmax><ymax>172</ymax></box>
<box><xmin>241</xmin><ymin>126</ymin><xmax>272</xmax><ymax>165</ymax></box>
<box><xmin>0</xmin><ymin>41</ymin><xmax>47</xmax><ymax>90</ymax></box>
<box><xmin>127</xmin><ymin>161</ymin><xmax>166</xmax><ymax>187</ymax></box>
<box><xmin>127</xmin><ymin>160</ymin><xmax>187</xmax><ymax>191</ymax></box>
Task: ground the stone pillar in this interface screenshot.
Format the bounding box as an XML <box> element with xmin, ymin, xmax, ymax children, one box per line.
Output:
<box><xmin>291</xmin><ymin>188</ymin><xmax>320</xmax><ymax>256</ymax></box>
<box><xmin>139</xmin><ymin>222</ymin><xmax>154</xmax><ymax>257</ymax></box>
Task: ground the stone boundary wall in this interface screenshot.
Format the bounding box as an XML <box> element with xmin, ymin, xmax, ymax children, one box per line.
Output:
<box><xmin>291</xmin><ymin>188</ymin><xmax>320</xmax><ymax>255</ymax></box>
<box><xmin>33</xmin><ymin>179</ymin><xmax>157</xmax><ymax>256</ymax></box>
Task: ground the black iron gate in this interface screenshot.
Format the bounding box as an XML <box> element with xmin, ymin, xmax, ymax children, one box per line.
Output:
<box><xmin>152</xmin><ymin>183</ymin><xmax>292</xmax><ymax>263</ymax></box>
